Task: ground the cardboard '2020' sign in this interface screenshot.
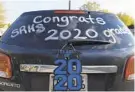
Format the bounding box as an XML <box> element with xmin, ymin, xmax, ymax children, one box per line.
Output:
<box><xmin>54</xmin><ymin>59</ymin><xmax>82</xmax><ymax>91</ymax></box>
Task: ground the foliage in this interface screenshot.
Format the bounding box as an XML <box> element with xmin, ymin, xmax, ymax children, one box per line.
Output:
<box><xmin>99</xmin><ymin>9</ymin><xmax>110</xmax><ymax>13</ymax></box>
<box><xmin>117</xmin><ymin>13</ymin><xmax>134</xmax><ymax>26</ymax></box>
<box><xmin>80</xmin><ymin>1</ymin><xmax>100</xmax><ymax>11</ymax></box>
<box><xmin>0</xmin><ymin>2</ymin><xmax>5</xmax><ymax>25</ymax></box>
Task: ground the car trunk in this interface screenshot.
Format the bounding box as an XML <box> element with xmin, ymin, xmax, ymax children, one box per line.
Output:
<box><xmin>7</xmin><ymin>46</ymin><xmax>131</xmax><ymax>91</ymax></box>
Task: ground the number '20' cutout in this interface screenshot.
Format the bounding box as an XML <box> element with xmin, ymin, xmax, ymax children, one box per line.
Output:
<box><xmin>54</xmin><ymin>59</ymin><xmax>82</xmax><ymax>91</ymax></box>
<box><xmin>54</xmin><ymin>59</ymin><xmax>82</xmax><ymax>74</ymax></box>
<box><xmin>54</xmin><ymin>74</ymin><xmax>82</xmax><ymax>91</ymax></box>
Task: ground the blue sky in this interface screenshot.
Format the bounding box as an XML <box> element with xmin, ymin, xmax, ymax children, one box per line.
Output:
<box><xmin>1</xmin><ymin>0</ymin><xmax>135</xmax><ymax>23</ymax></box>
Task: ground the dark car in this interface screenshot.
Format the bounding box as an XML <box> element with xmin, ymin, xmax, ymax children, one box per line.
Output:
<box><xmin>0</xmin><ymin>10</ymin><xmax>134</xmax><ymax>91</ymax></box>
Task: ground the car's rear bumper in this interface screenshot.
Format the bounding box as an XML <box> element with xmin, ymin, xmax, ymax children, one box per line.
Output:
<box><xmin>0</xmin><ymin>65</ymin><xmax>134</xmax><ymax>91</ymax></box>
<box><xmin>110</xmin><ymin>75</ymin><xmax>134</xmax><ymax>91</ymax></box>
<box><xmin>113</xmin><ymin>80</ymin><xmax>134</xmax><ymax>91</ymax></box>
<box><xmin>0</xmin><ymin>74</ymin><xmax>134</xmax><ymax>91</ymax></box>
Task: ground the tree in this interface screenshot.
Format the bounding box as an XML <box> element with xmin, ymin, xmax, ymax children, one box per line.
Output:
<box><xmin>0</xmin><ymin>2</ymin><xmax>8</xmax><ymax>36</ymax></box>
<box><xmin>80</xmin><ymin>1</ymin><xmax>100</xmax><ymax>11</ymax></box>
<box><xmin>80</xmin><ymin>1</ymin><xmax>111</xmax><ymax>13</ymax></box>
<box><xmin>0</xmin><ymin>2</ymin><xmax>5</xmax><ymax>25</ymax></box>
<box><xmin>99</xmin><ymin>9</ymin><xmax>110</xmax><ymax>13</ymax></box>
<box><xmin>117</xmin><ymin>12</ymin><xmax>134</xmax><ymax>27</ymax></box>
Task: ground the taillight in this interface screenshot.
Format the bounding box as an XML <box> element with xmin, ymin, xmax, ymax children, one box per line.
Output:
<box><xmin>124</xmin><ymin>56</ymin><xmax>134</xmax><ymax>80</ymax></box>
<box><xmin>54</xmin><ymin>10</ymin><xmax>85</xmax><ymax>14</ymax></box>
<box><xmin>0</xmin><ymin>53</ymin><xmax>12</xmax><ymax>78</ymax></box>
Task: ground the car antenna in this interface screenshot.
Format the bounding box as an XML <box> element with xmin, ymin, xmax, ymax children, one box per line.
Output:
<box><xmin>69</xmin><ymin>0</ymin><xmax>71</xmax><ymax>10</ymax></box>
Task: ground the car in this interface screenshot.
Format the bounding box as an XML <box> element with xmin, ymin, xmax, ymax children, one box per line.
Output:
<box><xmin>0</xmin><ymin>10</ymin><xmax>134</xmax><ymax>91</ymax></box>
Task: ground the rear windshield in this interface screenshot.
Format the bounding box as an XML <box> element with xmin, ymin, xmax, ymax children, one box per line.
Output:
<box><xmin>1</xmin><ymin>10</ymin><xmax>134</xmax><ymax>50</ymax></box>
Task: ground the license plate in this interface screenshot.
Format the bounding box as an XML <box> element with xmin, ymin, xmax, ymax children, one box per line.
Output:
<box><xmin>49</xmin><ymin>74</ymin><xmax>88</xmax><ymax>91</ymax></box>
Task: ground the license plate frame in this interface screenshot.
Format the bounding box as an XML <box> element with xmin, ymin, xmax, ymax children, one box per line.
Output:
<box><xmin>49</xmin><ymin>74</ymin><xmax>88</xmax><ymax>91</ymax></box>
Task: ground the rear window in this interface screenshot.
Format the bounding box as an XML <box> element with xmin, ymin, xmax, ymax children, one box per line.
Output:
<box><xmin>1</xmin><ymin>10</ymin><xmax>134</xmax><ymax>50</ymax></box>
